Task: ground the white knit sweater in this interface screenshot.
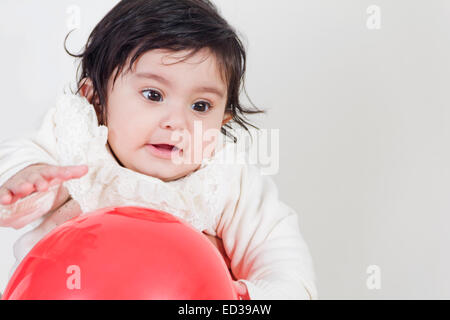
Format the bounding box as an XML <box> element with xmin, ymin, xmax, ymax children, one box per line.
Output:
<box><xmin>0</xmin><ymin>94</ymin><xmax>318</xmax><ymax>299</ymax></box>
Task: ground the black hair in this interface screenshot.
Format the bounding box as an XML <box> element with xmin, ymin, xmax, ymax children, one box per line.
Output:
<box><xmin>65</xmin><ymin>0</ymin><xmax>265</xmax><ymax>143</ymax></box>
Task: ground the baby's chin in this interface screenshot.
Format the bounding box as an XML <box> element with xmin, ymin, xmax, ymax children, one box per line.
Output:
<box><xmin>133</xmin><ymin>162</ymin><xmax>202</xmax><ymax>182</ymax></box>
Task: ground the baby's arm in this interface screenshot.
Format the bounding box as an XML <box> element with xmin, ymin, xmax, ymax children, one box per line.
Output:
<box><xmin>213</xmin><ymin>164</ymin><xmax>318</xmax><ymax>300</ymax></box>
<box><xmin>0</xmin><ymin>163</ymin><xmax>87</xmax><ymax>205</ymax></box>
<box><xmin>0</xmin><ymin>163</ymin><xmax>87</xmax><ymax>229</ymax></box>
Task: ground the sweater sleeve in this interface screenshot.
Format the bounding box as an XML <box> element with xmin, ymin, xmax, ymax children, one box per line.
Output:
<box><xmin>214</xmin><ymin>163</ymin><xmax>318</xmax><ymax>300</ymax></box>
<box><xmin>0</xmin><ymin>107</ymin><xmax>59</xmax><ymax>187</ymax></box>
<box><xmin>0</xmin><ymin>107</ymin><xmax>60</xmax><ymax>229</ymax></box>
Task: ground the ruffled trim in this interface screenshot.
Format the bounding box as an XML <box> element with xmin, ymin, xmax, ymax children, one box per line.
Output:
<box><xmin>52</xmin><ymin>93</ymin><xmax>245</xmax><ymax>232</ymax></box>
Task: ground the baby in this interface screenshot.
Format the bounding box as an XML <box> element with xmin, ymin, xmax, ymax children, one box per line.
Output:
<box><xmin>0</xmin><ymin>0</ymin><xmax>317</xmax><ymax>299</ymax></box>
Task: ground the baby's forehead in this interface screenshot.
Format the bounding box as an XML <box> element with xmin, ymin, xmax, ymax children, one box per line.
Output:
<box><xmin>133</xmin><ymin>48</ymin><xmax>220</xmax><ymax>72</ymax></box>
<box><xmin>126</xmin><ymin>48</ymin><xmax>227</xmax><ymax>92</ymax></box>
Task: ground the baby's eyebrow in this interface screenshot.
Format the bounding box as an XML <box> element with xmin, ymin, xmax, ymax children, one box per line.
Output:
<box><xmin>134</xmin><ymin>72</ymin><xmax>226</xmax><ymax>99</ymax></box>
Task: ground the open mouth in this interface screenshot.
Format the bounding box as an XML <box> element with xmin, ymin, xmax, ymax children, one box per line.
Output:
<box><xmin>146</xmin><ymin>143</ymin><xmax>182</xmax><ymax>160</ymax></box>
<box><xmin>152</xmin><ymin>144</ymin><xmax>179</xmax><ymax>151</ymax></box>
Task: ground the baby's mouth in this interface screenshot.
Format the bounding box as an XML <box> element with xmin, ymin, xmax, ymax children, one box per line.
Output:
<box><xmin>151</xmin><ymin>144</ymin><xmax>179</xmax><ymax>151</ymax></box>
<box><xmin>146</xmin><ymin>143</ymin><xmax>183</xmax><ymax>160</ymax></box>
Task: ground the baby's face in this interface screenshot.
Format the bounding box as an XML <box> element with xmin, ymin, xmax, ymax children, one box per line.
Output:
<box><xmin>105</xmin><ymin>48</ymin><xmax>230</xmax><ymax>182</ymax></box>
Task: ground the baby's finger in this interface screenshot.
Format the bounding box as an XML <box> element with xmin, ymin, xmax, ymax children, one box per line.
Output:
<box><xmin>39</xmin><ymin>165</ymin><xmax>62</xmax><ymax>181</ymax></box>
<box><xmin>0</xmin><ymin>188</ymin><xmax>13</xmax><ymax>205</ymax></box>
<box><xmin>48</xmin><ymin>178</ymin><xmax>62</xmax><ymax>187</ymax></box>
<box><xmin>8</xmin><ymin>181</ymin><xmax>35</xmax><ymax>202</ymax></box>
<box><xmin>232</xmin><ymin>281</ymin><xmax>243</xmax><ymax>295</ymax></box>
<box><xmin>54</xmin><ymin>165</ymin><xmax>88</xmax><ymax>181</ymax></box>
<box><xmin>232</xmin><ymin>281</ymin><xmax>249</xmax><ymax>299</ymax></box>
<box><xmin>64</xmin><ymin>165</ymin><xmax>89</xmax><ymax>179</ymax></box>
<box><xmin>41</xmin><ymin>165</ymin><xmax>88</xmax><ymax>182</ymax></box>
<box><xmin>28</xmin><ymin>173</ymin><xmax>49</xmax><ymax>192</ymax></box>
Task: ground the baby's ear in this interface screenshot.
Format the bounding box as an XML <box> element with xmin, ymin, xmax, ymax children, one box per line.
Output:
<box><xmin>222</xmin><ymin>113</ymin><xmax>232</xmax><ymax>126</ymax></box>
<box><xmin>79</xmin><ymin>78</ymin><xmax>97</xmax><ymax>104</ymax></box>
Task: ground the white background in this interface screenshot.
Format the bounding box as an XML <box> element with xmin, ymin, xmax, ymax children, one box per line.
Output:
<box><xmin>1</xmin><ymin>0</ymin><xmax>450</xmax><ymax>299</ymax></box>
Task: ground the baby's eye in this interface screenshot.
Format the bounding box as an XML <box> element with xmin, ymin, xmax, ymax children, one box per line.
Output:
<box><xmin>191</xmin><ymin>101</ymin><xmax>212</xmax><ymax>113</ymax></box>
<box><xmin>142</xmin><ymin>89</ymin><xmax>163</xmax><ymax>102</ymax></box>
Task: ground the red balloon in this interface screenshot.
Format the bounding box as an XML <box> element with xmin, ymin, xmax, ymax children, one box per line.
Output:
<box><xmin>2</xmin><ymin>206</ymin><xmax>238</xmax><ymax>300</ymax></box>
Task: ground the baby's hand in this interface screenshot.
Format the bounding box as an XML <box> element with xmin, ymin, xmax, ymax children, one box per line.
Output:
<box><xmin>233</xmin><ymin>281</ymin><xmax>250</xmax><ymax>300</ymax></box>
<box><xmin>0</xmin><ymin>164</ymin><xmax>88</xmax><ymax>206</ymax></box>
